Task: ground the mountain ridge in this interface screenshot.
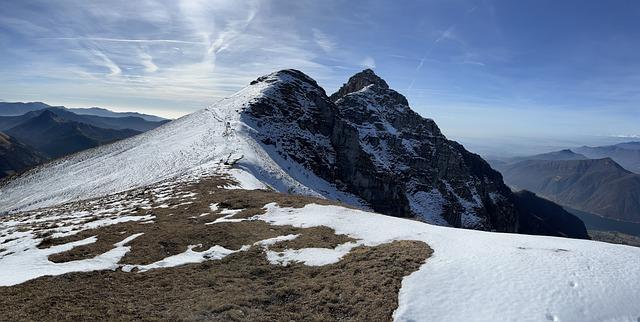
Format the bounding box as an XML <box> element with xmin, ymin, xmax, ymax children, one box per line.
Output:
<box><xmin>575</xmin><ymin>143</ymin><xmax>640</xmax><ymax>173</ymax></box>
<box><xmin>0</xmin><ymin>69</ymin><xmax>587</xmax><ymax>238</ymax></box>
<box><xmin>0</xmin><ymin>101</ymin><xmax>167</xmax><ymax>122</ymax></box>
<box><xmin>5</xmin><ymin>110</ymin><xmax>141</xmax><ymax>159</ymax></box>
<box><xmin>494</xmin><ymin>157</ymin><xmax>640</xmax><ymax>222</ymax></box>
<box><xmin>0</xmin><ymin>107</ymin><xmax>167</xmax><ymax>132</ymax></box>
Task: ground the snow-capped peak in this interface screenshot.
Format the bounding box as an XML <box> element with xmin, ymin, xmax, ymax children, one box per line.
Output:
<box><xmin>2</xmin><ymin>69</ymin><xmax>552</xmax><ymax>236</ymax></box>
<box><xmin>0</xmin><ymin>70</ymin><xmax>365</xmax><ymax>213</ymax></box>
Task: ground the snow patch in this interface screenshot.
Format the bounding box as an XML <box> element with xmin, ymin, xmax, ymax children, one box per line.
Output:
<box><xmin>205</xmin><ymin>208</ymin><xmax>246</xmax><ymax>224</ymax></box>
<box><xmin>265</xmin><ymin>241</ymin><xmax>359</xmax><ymax>266</ymax></box>
<box><xmin>256</xmin><ymin>203</ymin><xmax>640</xmax><ymax>322</ymax></box>
<box><xmin>0</xmin><ymin>233</ymin><xmax>143</xmax><ymax>286</ymax></box>
<box><xmin>121</xmin><ymin>244</ymin><xmax>249</xmax><ymax>272</ymax></box>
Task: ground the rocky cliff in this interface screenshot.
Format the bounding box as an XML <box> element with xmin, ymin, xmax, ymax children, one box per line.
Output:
<box><xmin>243</xmin><ymin>69</ymin><xmax>518</xmax><ymax>231</ymax></box>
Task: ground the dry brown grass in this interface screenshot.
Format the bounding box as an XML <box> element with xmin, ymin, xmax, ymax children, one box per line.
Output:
<box><xmin>42</xmin><ymin>177</ymin><xmax>356</xmax><ymax>265</ymax></box>
<box><xmin>0</xmin><ymin>240</ymin><xmax>430</xmax><ymax>322</ymax></box>
<box><xmin>0</xmin><ymin>175</ymin><xmax>433</xmax><ymax>321</ymax></box>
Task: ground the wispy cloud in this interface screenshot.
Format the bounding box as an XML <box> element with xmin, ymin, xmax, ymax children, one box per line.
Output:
<box><xmin>613</xmin><ymin>134</ymin><xmax>640</xmax><ymax>139</ymax></box>
<box><xmin>1</xmin><ymin>0</ymin><xmax>638</xmax><ymax>142</ymax></box>
<box><xmin>461</xmin><ymin>58</ymin><xmax>485</xmax><ymax>66</ymax></box>
<box><xmin>406</xmin><ymin>27</ymin><xmax>456</xmax><ymax>92</ymax></box>
<box><xmin>90</xmin><ymin>49</ymin><xmax>121</xmax><ymax>77</ymax></box>
<box><xmin>139</xmin><ymin>51</ymin><xmax>158</xmax><ymax>73</ymax></box>
<box><xmin>312</xmin><ymin>28</ymin><xmax>336</xmax><ymax>53</ymax></box>
<box><xmin>0</xmin><ymin>0</ymin><xmax>359</xmax><ymax>117</ymax></box>
<box><xmin>435</xmin><ymin>26</ymin><xmax>457</xmax><ymax>44</ymax></box>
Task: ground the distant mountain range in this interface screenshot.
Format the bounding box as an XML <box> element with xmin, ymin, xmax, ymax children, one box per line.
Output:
<box><xmin>492</xmin><ymin>150</ymin><xmax>640</xmax><ymax>223</ymax></box>
<box><xmin>6</xmin><ymin>110</ymin><xmax>141</xmax><ymax>159</ymax></box>
<box><xmin>0</xmin><ymin>102</ymin><xmax>167</xmax><ymax>122</ymax></box>
<box><xmin>575</xmin><ymin>142</ymin><xmax>640</xmax><ymax>173</ymax></box>
<box><xmin>0</xmin><ymin>106</ymin><xmax>168</xmax><ymax>132</ymax></box>
<box><xmin>508</xmin><ymin>149</ymin><xmax>588</xmax><ymax>163</ymax></box>
<box><xmin>0</xmin><ymin>103</ymin><xmax>168</xmax><ymax>178</ymax></box>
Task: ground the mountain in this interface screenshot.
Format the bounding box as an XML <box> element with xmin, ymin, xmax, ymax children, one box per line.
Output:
<box><xmin>589</xmin><ymin>230</ymin><xmax>640</xmax><ymax>247</ymax></box>
<box><xmin>0</xmin><ymin>106</ymin><xmax>166</xmax><ymax>173</ymax></box>
<box><xmin>0</xmin><ymin>107</ymin><xmax>168</xmax><ymax>132</ymax></box>
<box><xmin>0</xmin><ymin>101</ymin><xmax>167</xmax><ymax>122</ymax></box>
<box><xmin>0</xmin><ymin>135</ymin><xmax>637</xmax><ymax>321</ymax></box>
<box><xmin>0</xmin><ymin>131</ymin><xmax>46</xmax><ymax>178</ymax></box>
<box><xmin>508</xmin><ymin>149</ymin><xmax>588</xmax><ymax>163</ymax></box>
<box><xmin>5</xmin><ymin>110</ymin><xmax>141</xmax><ymax>158</ymax></box>
<box><xmin>615</xmin><ymin>141</ymin><xmax>640</xmax><ymax>150</ymax></box>
<box><xmin>0</xmin><ymin>102</ymin><xmax>50</xmax><ymax>116</ymax></box>
<box><xmin>246</xmin><ymin>69</ymin><xmax>517</xmax><ymax>231</ymax></box>
<box><xmin>1</xmin><ymin>69</ymin><xmax>636</xmax><ymax>321</ymax></box>
<box><xmin>0</xmin><ymin>69</ymin><xmax>587</xmax><ymax>238</ymax></box>
<box><xmin>69</xmin><ymin>107</ymin><xmax>167</xmax><ymax>122</ymax></box>
<box><xmin>494</xmin><ymin>157</ymin><xmax>640</xmax><ymax>222</ymax></box>
<box><xmin>575</xmin><ymin>142</ymin><xmax>640</xmax><ymax>173</ymax></box>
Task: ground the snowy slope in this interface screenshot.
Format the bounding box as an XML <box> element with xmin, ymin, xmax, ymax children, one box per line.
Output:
<box><xmin>0</xmin><ymin>72</ymin><xmax>365</xmax><ymax>212</ymax></box>
<box><xmin>1</xmin><ymin>189</ymin><xmax>638</xmax><ymax>321</ymax></box>
<box><xmin>259</xmin><ymin>203</ymin><xmax>640</xmax><ymax>322</ymax></box>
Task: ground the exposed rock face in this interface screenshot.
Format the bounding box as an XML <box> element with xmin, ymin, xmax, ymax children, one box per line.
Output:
<box><xmin>329</xmin><ymin>69</ymin><xmax>401</xmax><ymax>103</ymax></box>
<box><xmin>244</xmin><ymin>70</ymin><xmax>338</xmax><ymax>182</ymax></box>
<box><xmin>330</xmin><ymin>70</ymin><xmax>517</xmax><ymax>230</ymax></box>
<box><xmin>243</xmin><ymin>69</ymin><xmax>518</xmax><ymax>231</ymax></box>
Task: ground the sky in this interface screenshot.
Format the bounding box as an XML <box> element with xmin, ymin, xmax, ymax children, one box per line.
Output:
<box><xmin>0</xmin><ymin>0</ymin><xmax>639</xmax><ymax>155</ymax></box>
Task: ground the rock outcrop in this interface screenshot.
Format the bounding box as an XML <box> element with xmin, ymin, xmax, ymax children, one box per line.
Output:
<box><xmin>243</xmin><ymin>69</ymin><xmax>519</xmax><ymax>231</ymax></box>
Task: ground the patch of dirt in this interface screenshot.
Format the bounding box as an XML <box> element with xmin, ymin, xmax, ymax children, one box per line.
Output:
<box><xmin>268</xmin><ymin>226</ymin><xmax>354</xmax><ymax>251</ymax></box>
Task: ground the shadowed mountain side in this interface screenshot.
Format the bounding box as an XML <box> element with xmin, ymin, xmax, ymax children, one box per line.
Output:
<box><xmin>513</xmin><ymin>190</ymin><xmax>589</xmax><ymax>239</ymax></box>
<box><xmin>0</xmin><ymin>131</ymin><xmax>46</xmax><ymax>178</ymax></box>
<box><xmin>6</xmin><ymin>110</ymin><xmax>141</xmax><ymax>159</ymax></box>
<box><xmin>494</xmin><ymin>158</ymin><xmax>640</xmax><ymax>223</ymax></box>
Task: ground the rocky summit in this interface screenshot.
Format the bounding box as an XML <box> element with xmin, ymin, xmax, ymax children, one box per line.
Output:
<box><xmin>244</xmin><ymin>69</ymin><xmax>518</xmax><ymax>231</ymax></box>
<box><xmin>0</xmin><ymin>69</ymin><xmax>586</xmax><ymax>238</ymax></box>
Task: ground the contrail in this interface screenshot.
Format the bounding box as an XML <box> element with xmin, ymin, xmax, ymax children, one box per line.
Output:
<box><xmin>42</xmin><ymin>37</ymin><xmax>205</xmax><ymax>45</ymax></box>
<box><xmin>407</xmin><ymin>4</ymin><xmax>479</xmax><ymax>93</ymax></box>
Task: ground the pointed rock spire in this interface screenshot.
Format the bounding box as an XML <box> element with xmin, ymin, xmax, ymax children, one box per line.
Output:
<box><xmin>330</xmin><ymin>69</ymin><xmax>390</xmax><ymax>101</ymax></box>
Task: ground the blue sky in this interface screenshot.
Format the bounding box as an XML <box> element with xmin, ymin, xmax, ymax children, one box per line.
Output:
<box><xmin>0</xmin><ymin>0</ymin><xmax>638</xmax><ymax>152</ymax></box>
